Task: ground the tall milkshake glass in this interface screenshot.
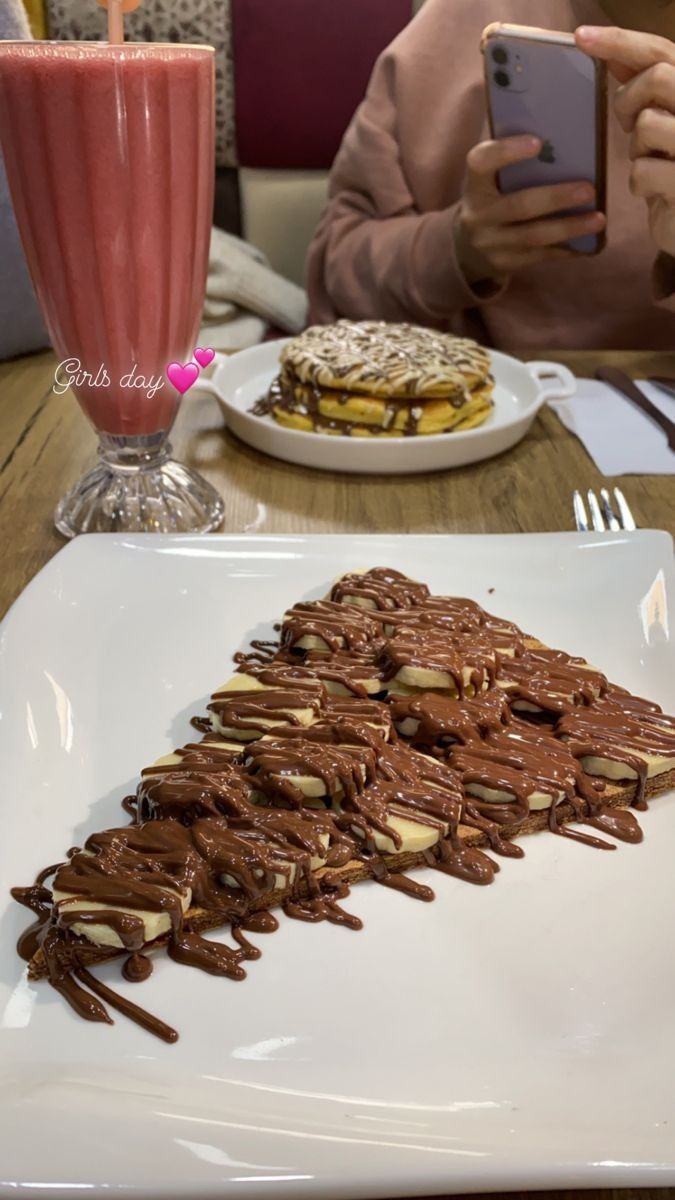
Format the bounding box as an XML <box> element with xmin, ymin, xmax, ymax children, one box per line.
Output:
<box><xmin>0</xmin><ymin>40</ymin><xmax>223</xmax><ymax>535</ymax></box>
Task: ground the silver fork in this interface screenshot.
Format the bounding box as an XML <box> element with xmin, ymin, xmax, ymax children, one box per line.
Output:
<box><xmin>573</xmin><ymin>487</ymin><xmax>637</xmax><ymax>532</ymax></box>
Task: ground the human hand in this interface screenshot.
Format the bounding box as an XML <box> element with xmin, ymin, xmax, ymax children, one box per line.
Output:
<box><xmin>577</xmin><ymin>25</ymin><xmax>675</xmax><ymax>258</ymax></box>
<box><xmin>455</xmin><ymin>135</ymin><xmax>606</xmax><ymax>285</ymax></box>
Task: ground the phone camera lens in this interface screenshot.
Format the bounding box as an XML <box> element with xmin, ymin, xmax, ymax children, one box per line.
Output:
<box><xmin>491</xmin><ymin>45</ymin><xmax>508</xmax><ymax>65</ymax></box>
<box><xmin>494</xmin><ymin>69</ymin><xmax>511</xmax><ymax>88</ymax></box>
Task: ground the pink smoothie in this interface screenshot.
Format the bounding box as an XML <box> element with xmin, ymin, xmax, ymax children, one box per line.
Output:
<box><xmin>0</xmin><ymin>42</ymin><xmax>214</xmax><ymax>436</ymax></box>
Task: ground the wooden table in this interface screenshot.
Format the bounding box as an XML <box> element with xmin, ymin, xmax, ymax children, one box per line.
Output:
<box><xmin>1</xmin><ymin>347</ymin><xmax>673</xmax><ymax>621</ymax></box>
<box><xmin>1</xmin><ymin>347</ymin><xmax>674</xmax><ymax>1200</ymax></box>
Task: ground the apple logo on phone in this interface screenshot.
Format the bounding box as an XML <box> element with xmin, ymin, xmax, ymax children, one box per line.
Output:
<box><xmin>538</xmin><ymin>139</ymin><xmax>556</xmax><ymax>164</ymax></box>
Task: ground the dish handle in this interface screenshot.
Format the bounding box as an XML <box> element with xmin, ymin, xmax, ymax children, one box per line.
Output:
<box><xmin>526</xmin><ymin>361</ymin><xmax>577</xmax><ymax>406</ymax></box>
<box><xmin>189</xmin><ymin>377</ymin><xmax>226</xmax><ymax>406</ymax></box>
<box><xmin>189</xmin><ymin>353</ymin><xmax>233</xmax><ymax>409</ymax></box>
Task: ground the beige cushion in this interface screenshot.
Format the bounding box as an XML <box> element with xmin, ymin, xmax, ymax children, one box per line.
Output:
<box><xmin>240</xmin><ymin>168</ymin><xmax>329</xmax><ymax>288</ymax></box>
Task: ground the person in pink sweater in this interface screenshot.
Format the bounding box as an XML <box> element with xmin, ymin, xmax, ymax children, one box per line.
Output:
<box><xmin>306</xmin><ymin>1</ymin><xmax>675</xmax><ymax>351</ymax></box>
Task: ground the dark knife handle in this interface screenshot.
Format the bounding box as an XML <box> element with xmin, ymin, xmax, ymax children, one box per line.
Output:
<box><xmin>595</xmin><ymin>366</ymin><xmax>675</xmax><ymax>452</ymax></box>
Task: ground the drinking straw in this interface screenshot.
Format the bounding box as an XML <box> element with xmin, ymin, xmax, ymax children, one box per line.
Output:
<box><xmin>97</xmin><ymin>0</ymin><xmax>144</xmax><ymax>43</ymax></box>
<box><xmin>106</xmin><ymin>0</ymin><xmax>124</xmax><ymax>44</ymax></box>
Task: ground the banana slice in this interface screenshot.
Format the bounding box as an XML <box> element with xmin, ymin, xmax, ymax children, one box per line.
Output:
<box><xmin>300</xmin><ymin>654</ymin><xmax>386</xmax><ymax>697</ymax></box>
<box><xmin>391</xmin><ymin>690</ymin><xmax>511</xmax><ymax>750</ymax></box>
<box><xmin>449</xmin><ymin>731</ymin><xmax>580</xmax><ymax>815</ymax></box>
<box><xmin>254</xmin><ymin>763</ymin><xmax>368</xmax><ymax>802</ymax></box>
<box><xmin>578</xmin><ymin>749</ymin><xmax>674</xmax><ymax>782</ymax></box>
<box><xmin>388</xmin><ymin>664</ymin><xmax>489</xmax><ymax>693</ymax></box>
<box><xmin>323</xmin><ymin>676</ymin><xmax>384</xmax><ymax>697</ymax></box>
<box><xmin>52</xmin><ymin>886</ymin><xmax>192</xmax><ymax>950</ymax></box>
<box><xmin>328</xmin><ymin>568</ymin><xmax>429</xmax><ymax>612</ymax></box>
<box><xmin>553</xmin><ymin>698</ymin><xmax>675</xmax><ymax>787</ymax></box>
<box><xmin>210</xmin><ymin>673</ymin><xmax>317</xmax><ymax>741</ymax></box>
<box><xmin>322</xmin><ymin>707</ymin><xmax>393</xmax><ymax>742</ymax></box>
<box><xmin>280</xmin><ymin>600</ymin><xmax>379</xmax><ymax>656</ymax></box>
<box><xmin>222</xmin><ymin>864</ymin><xmax>292</xmax><ymax>891</ymax></box>
<box><xmin>242</xmin><ymin>739</ymin><xmax>365</xmax><ymax>806</ymax></box>
<box><xmin>348</xmin><ymin>811</ymin><xmax>447</xmax><ymax>854</ymax></box>
<box><xmin>211</xmin><ymin>711</ymin><xmax>316</xmax><ymax>742</ymax></box>
<box><xmin>496</xmin><ymin>657</ymin><xmax>606</xmax><ymax>714</ymax></box>
<box><xmin>152</xmin><ymin>739</ymin><xmax>244</xmax><ymax>768</ymax></box>
<box><xmin>54</xmin><ymin>821</ymin><xmax>332</xmax><ymax>950</ymax></box>
<box><xmin>463</xmin><ymin>783</ymin><xmax>560</xmax><ymax>812</ymax></box>
<box><xmin>257</xmin><ymin>773</ymin><xmax>331</xmax><ymax>800</ymax></box>
<box><xmin>222</xmin><ymin>831</ymin><xmax>330</xmax><ymax>890</ymax></box>
<box><xmin>380</xmin><ymin>629</ymin><xmax>496</xmax><ymax>701</ymax></box>
<box><xmin>292</xmin><ymin>634</ymin><xmax>334</xmax><ymax>652</ymax></box>
<box><xmin>396</xmin><ymin>717</ymin><xmax>420</xmax><ymax>737</ymax></box>
<box><xmin>337</xmin><ymin>597</ymin><xmax>375</xmax><ymax>611</ymax></box>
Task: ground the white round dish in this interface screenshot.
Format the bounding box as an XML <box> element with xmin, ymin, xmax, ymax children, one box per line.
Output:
<box><xmin>195</xmin><ymin>340</ymin><xmax>576</xmax><ymax>475</ymax></box>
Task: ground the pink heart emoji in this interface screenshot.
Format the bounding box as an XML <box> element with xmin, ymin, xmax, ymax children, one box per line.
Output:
<box><xmin>166</xmin><ymin>361</ymin><xmax>200</xmax><ymax>395</ymax></box>
<box><xmin>194</xmin><ymin>346</ymin><xmax>215</xmax><ymax>369</ymax></box>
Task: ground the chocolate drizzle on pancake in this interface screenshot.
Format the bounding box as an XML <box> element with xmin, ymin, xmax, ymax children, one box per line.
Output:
<box><xmin>13</xmin><ymin>566</ymin><xmax>675</xmax><ymax>1042</ymax></box>
<box><xmin>251</xmin><ymin>321</ymin><xmax>494</xmax><ymax>436</ymax></box>
<box><xmin>253</xmin><ymin>373</ymin><xmax>494</xmax><ymax>438</ymax></box>
<box><xmin>278</xmin><ymin>321</ymin><xmax>492</xmax><ymax>397</ymax></box>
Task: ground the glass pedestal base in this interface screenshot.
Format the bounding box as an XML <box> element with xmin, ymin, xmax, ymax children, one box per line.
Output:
<box><xmin>54</xmin><ymin>433</ymin><xmax>224</xmax><ymax>537</ymax></box>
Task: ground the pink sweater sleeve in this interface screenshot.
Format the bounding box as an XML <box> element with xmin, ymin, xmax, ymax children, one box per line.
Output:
<box><xmin>306</xmin><ymin>0</ymin><xmax>499</xmax><ymax>327</ymax></box>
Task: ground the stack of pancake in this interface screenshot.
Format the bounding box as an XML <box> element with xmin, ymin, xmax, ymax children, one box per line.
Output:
<box><xmin>257</xmin><ymin>320</ymin><xmax>494</xmax><ymax>437</ymax></box>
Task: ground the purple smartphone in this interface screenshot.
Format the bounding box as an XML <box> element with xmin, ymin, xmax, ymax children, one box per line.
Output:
<box><xmin>482</xmin><ymin>24</ymin><xmax>607</xmax><ymax>254</ymax></box>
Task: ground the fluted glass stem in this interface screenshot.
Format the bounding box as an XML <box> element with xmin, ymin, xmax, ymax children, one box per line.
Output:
<box><xmin>54</xmin><ymin>433</ymin><xmax>224</xmax><ymax>537</ymax></box>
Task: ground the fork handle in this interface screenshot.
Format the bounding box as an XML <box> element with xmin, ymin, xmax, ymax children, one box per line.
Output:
<box><xmin>595</xmin><ymin>366</ymin><xmax>675</xmax><ymax>452</ymax></box>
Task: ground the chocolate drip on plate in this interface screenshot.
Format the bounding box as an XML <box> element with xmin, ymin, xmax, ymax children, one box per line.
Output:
<box><xmin>122</xmin><ymin>953</ymin><xmax>153</xmax><ymax>983</ymax></box>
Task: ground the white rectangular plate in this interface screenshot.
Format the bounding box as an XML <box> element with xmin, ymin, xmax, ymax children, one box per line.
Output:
<box><xmin>1</xmin><ymin>532</ymin><xmax>674</xmax><ymax>1199</ymax></box>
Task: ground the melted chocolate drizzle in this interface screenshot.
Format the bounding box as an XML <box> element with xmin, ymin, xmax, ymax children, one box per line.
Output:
<box><xmin>13</xmin><ymin>567</ymin><xmax>675</xmax><ymax>1043</ymax></box>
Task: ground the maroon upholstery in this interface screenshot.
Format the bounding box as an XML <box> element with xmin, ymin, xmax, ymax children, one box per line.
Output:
<box><xmin>231</xmin><ymin>0</ymin><xmax>412</xmax><ymax>169</ymax></box>
<box><xmin>213</xmin><ymin>168</ymin><xmax>243</xmax><ymax>236</ymax></box>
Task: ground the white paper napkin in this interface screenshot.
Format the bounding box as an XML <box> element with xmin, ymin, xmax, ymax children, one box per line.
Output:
<box><xmin>549</xmin><ymin>378</ymin><xmax>675</xmax><ymax>475</ymax></box>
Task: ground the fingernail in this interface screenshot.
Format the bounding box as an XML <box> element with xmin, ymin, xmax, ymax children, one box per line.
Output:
<box><xmin>576</xmin><ymin>25</ymin><xmax>596</xmax><ymax>41</ymax></box>
<box><xmin>573</xmin><ymin>184</ymin><xmax>595</xmax><ymax>202</ymax></box>
<box><xmin>520</xmin><ymin>136</ymin><xmax>541</xmax><ymax>150</ymax></box>
<box><xmin>589</xmin><ymin>212</ymin><xmax>606</xmax><ymax>228</ymax></box>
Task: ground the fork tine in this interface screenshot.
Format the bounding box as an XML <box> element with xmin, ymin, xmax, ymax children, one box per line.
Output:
<box><xmin>587</xmin><ymin>489</ymin><xmax>605</xmax><ymax>531</ymax></box>
<box><xmin>613</xmin><ymin>487</ymin><xmax>636</xmax><ymax>531</ymax></box>
<box><xmin>600</xmin><ymin>487</ymin><xmax>621</xmax><ymax>532</ymax></box>
<box><xmin>573</xmin><ymin>490</ymin><xmax>589</xmax><ymax>532</ymax></box>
